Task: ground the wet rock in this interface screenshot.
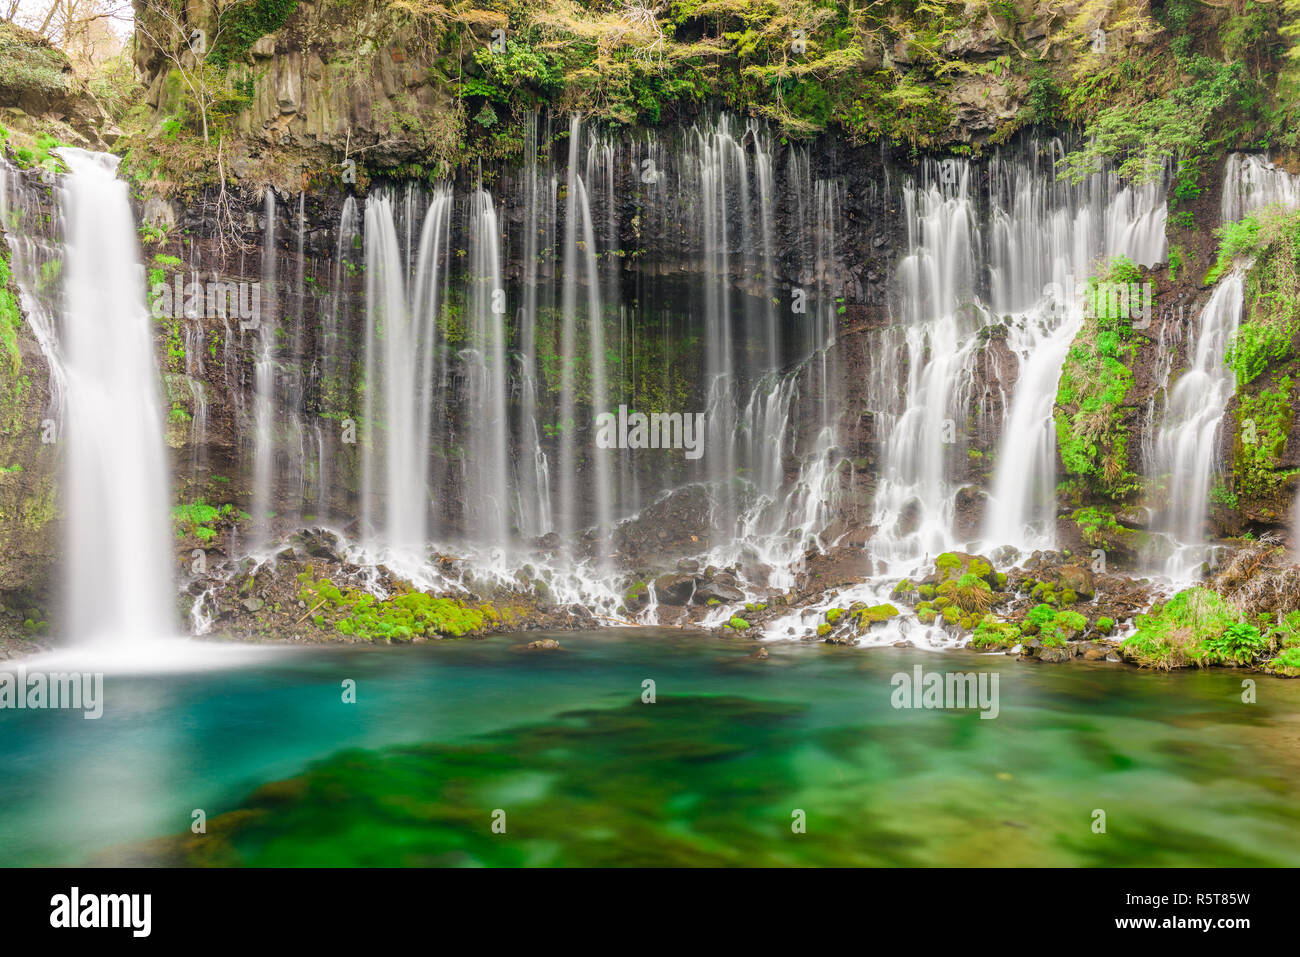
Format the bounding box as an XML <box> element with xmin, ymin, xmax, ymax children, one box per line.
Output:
<box><xmin>1020</xmin><ymin>637</ymin><xmax>1072</xmax><ymax>663</ymax></box>
<box><xmin>242</xmin><ymin>596</ymin><xmax>265</xmax><ymax>613</ymax></box>
<box><xmin>694</xmin><ymin>581</ymin><xmax>744</xmax><ymax>604</ymax></box>
<box><xmin>749</xmin><ymin>646</ymin><xmax>769</xmax><ymax>660</ymax></box>
<box><xmin>1077</xmin><ymin>641</ymin><xmax>1113</xmax><ymax>661</ymax></box>
<box><xmin>1057</xmin><ymin>564</ymin><xmax>1095</xmax><ymax>598</ymax></box>
<box><xmin>654</xmin><ymin>573</ymin><xmax>696</xmax><ymax>604</ymax></box>
<box><xmin>526</xmin><ymin>638</ymin><xmax>561</xmax><ymax>650</ymax></box>
<box><xmin>300</xmin><ymin>529</ymin><xmax>344</xmax><ymax>563</ymax></box>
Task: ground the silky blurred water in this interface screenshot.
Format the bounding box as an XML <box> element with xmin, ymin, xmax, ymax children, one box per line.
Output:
<box><xmin>1</xmin><ymin>631</ymin><xmax>1297</xmax><ymax>866</ymax></box>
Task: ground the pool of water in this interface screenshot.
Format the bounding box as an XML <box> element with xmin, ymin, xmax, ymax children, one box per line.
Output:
<box><xmin>2</xmin><ymin>631</ymin><xmax>1298</xmax><ymax>866</ymax></box>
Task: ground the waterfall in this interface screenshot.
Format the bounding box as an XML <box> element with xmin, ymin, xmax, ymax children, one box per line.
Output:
<box><xmin>1222</xmin><ymin>153</ymin><xmax>1300</xmax><ymax>223</ymax></box>
<box><xmin>1146</xmin><ymin>272</ymin><xmax>1246</xmax><ymax>577</ymax></box>
<box><xmin>316</xmin><ymin>195</ymin><xmax>359</xmax><ymax>520</ymax></box>
<box><xmin>868</xmin><ymin>159</ymin><xmax>985</xmax><ymax>566</ymax></box>
<box><xmin>463</xmin><ymin>187</ymin><xmax>510</xmax><ymax>554</ymax></box>
<box><xmin>359</xmin><ymin>188</ymin><xmax>451</xmax><ymax>564</ymax></box>
<box><xmin>515</xmin><ymin>117</ymin><xmax>554</xmax><ymax>539</ymax></box>
<box><xmin>1140</xmin><ymin>153</ymin><xmax>1300</xmax><ymax>573</ymax></box>
<box><xmin>248</xmin><ymin>189</ymin><xmax>276</xmax><ymax>551</ymax></box>
<box><xmin>557</xmin><ymin>116</ymin><xmax>613</xmax><ymax>559</ymax></box>
<box><xmin>979</xmin><ymin>150</ymin><xmax>1167</xmax><ymax>553</ymax></box>
<box><xmin>56</xmin><ymin>150</ymin><xmax>174</xmax><ymax>644</ymax></box>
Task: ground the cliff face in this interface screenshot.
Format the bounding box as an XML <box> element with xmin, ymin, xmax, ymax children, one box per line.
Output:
<box><xmin>127</xmin><ymin>0</ymin><xmax>1210</xmax><ymax>195</ymax></box>
<box><xmin>2</xmin><ymin>3</ymin><xmax>1300</xmax><ymax>634</ymax></box>
<box><xmin>0</xmin><ymin>167</ymin><xmax>59</xmax><ymax>639</ymax></box>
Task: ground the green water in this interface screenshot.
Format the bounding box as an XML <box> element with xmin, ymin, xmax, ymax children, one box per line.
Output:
<box><xmin>2</xmin><ymin>631</ymin><xmax>1298</xmax><ymax>866</ymax></box>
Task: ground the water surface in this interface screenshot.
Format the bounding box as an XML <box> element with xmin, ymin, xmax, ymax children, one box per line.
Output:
<box><xmin>2</xmin><ymin>631</ymin><xmax>1297</xmax><ymax>866</ymax></box>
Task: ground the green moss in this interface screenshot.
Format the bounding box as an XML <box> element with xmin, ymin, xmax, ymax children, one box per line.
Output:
<box><xmin>889</xmin><ymin>578</ymin><xmax>914</xmax><ymax>599</ymax></box>
<box><xmin>1024</xmin><ymin>604</ymin><xmax>1086</xmax><ymax>646</ymax></box>
<box><xmin>854</xmin><ymin>604</ymin><xmax>899</xmax><ymax>626</ymax></box>
<box><xmin>1233</xmin><ymin>376</ymin><xmax>1295</xmax><ymax>499</ymax></box>
<box><xmin>0</xmin><ymin>245</ymin><xmax>21</xmax><ymax>375</ymax></box>
<box><xmin>1265</xmin><ymin>646</ymin><xmax>1300</xmax><ymax>676</ymax></box>
<box><xmin>1096</xmin><ymin>617</ymin><xmax>1115</xmax><ymax>635</ymax></box>
<box><xmin>299</xmin><ymin>576</ymin><xmax>491</xmax><ymax>641</ymax></box>
<box><xmin>727</xmin><ymin>616</ymin><xmax>750</xmax><ymax>630</ymax></box>
<box><xmin>1054</xmin><ymin>257</ymin><xmax>1149</xmax><ymax>499</ymax></box>
<box><xmin>825</xmin><ymin>607</ymin><xmax>843</xmax><ymax>624</ymax></box>
<box><xmin>971</xmin><ymin>615</ymin><xmax>1021</xmax><ymax>650</ymax></box>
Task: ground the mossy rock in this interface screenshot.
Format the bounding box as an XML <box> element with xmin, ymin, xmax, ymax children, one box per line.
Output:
<box><xmin>853</xmin><ymin>603</ymin><xmax>899</xmax><ymax>628</ymax></box>
<box><xmin>931</xmin><ymin>552</ymin><xmax>997</xmax><ymax>588</ymax></box>
<box><xmin>971</xmin><ymin>615</ymin><xmax>1021</xmax><ymax>650</ymax></box>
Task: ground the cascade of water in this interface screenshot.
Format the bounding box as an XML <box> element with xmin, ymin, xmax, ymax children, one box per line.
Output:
<box><xmin>694</xmin><ymin>164</ymin><xmax>846</xmax><ymax>599</ymax></box>
<box><xmin>1222</xmin><ymin>153</ymin><xmax>1300</xmax><ymax>223</ymax></box>
<box><xmin>55</xmin><ymin>149</ymin><xmax>174</xmax><ymax>644</ymax></box>
<box><xmin>360</xmin><ymin>188</ymin><xmax>452</xmax><ymax>563</ymax></box>
<box><xmin>463</xmin><ymin>187</ymin><xmax>511</xmax><ymax>554</ymax></box>
<box><xmin>316</xmin><ymin>195</ymin><xmax>359</xmax><ymax>520</ymax></box>
<box><xmin>979</xmin><ymin>148</ymin><xmax>1168</xmax><ymax>553</ymax></box>
<box><xmin>1146</xmin><ymin>272</ymin><xmax>1246</xmax><ymax>577</ymax></box>
<box><xmin>0</xmin><ymin>159</ymin><xmax>67</xmax><ymax>419</ymax></box>
<box><xmin>868</xmin><ymin>159</ymin><xmax>985</xmax><ymax>567</ymax></box>
<box><xmin>516</xmin><ymin>117</ymin><xmax>554</xmax><ymax>538</ymax></box>
<box><xmin>248</xmin><ymin>189</ymin><xmax>277</xmax><ymax>550</ymax></box>
<box><xmin>557</xmin><ymin>116</ymin><xmax>613</xmax><ymax>559</ymax></box>
<box><xmin>691</xmin><ymin>119</ymin><xmax>743</xmax><ymax>537</ymax></box>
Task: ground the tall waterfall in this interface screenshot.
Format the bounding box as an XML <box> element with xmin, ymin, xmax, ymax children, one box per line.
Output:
<box><xmin>866</xmin><ymin>146</ymin><xmax>1167</xmax><ymax>569</ymax></box>
<box><xmin>980</xmin><ymin>152</ymin><xmax>1167</xmax><ymax>553</ymax></box>
<box><xmin>57</xmin><ymin>150</ymin><xmax>174</xmax><ymax>644</ymax></box>
<box><xmin>359</xmin><ymin>188</ymin><xmax>451</xmax><ymax>564</ymax></box>
<box><xmin>1146</xmin><ymin>272</ymin><xmax>1246</xmax><ymax>577</ymax></box>
<box><xmin>248</xmin><ymin>189</ymin><xmax>277</xmax><ymax>551</ymax></box>
<box><xmin>1142</xmin><ymin>153</ymin><xmax>1300</xmax><ymax>575</ymax></box>
<box><xmin>463</xmin><ymin>188</ymin><xmax>510</xmax><ymax>555</ymax></box>
<box><xmin>869</xmin><ymin>159</ymin><xmax>985</xmax><ymax>566</ymax></box>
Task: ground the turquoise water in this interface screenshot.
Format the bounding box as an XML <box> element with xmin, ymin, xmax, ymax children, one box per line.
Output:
<box><xmin>2</xmin><ymin>631</ymin><xmax>1298</xmax><ymax>866</ymax></box>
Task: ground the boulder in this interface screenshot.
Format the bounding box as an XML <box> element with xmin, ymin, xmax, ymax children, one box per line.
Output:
<box><xmin>694</xmin><ymin>581</ymin><xmax>744</xmax><ymax>604</ymax></box>
<box><xmin>653</xmin><ymin>573</ymin><xmax>695</xmax><ymax>604</ymax></box>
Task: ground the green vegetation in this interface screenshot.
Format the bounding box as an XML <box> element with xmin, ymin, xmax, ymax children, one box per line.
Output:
<box><xmin>1233</xmin><ymin>375</ymin><xmax>1295</xmax><ymax>500</ymax></box>
<box><xmin>207</xmin><ymin>0</ymin><xmax>301</xmax><ymax>69</ymax></box>
<box><xmin>0</xmin><ymin>245</ymin><xmax>22</xmax><ymax>375</ymax></box>
<box><xmin>1220</xmin><ymin>209</ymin><xmax>1300</xmax><ymax>387</ymax></box>
<box><xmin>297</xmin><ymin>572</ymin><xmax>514</xmax><ymax>641</ymax></box>
<box><xmin>1023</xmin><ymin>604</ymin><xmax>1086</xmax><ymax>646</ymax></box>
<box><xmin>1121</xmin><ymin>587</ymin><xmax>1275</xmax><ymax>670</ymax></box>
<box><xmin>971</xmin><ymin>614</ymin><xmax>1020</xmax><ymax>650</ymax></box>
<box><xmin>172</xmin><ymin>500</ymin><xmax>238</xmax><ymax>541</ymax></box>
<box><xmin>0</xmin><ymin>22</ymin><xmax>70</xmax><ymax>102</ymax></box>
<box><xmin>1060</xmin><ymin>0</ymin><xmax>1290</xmax><ymax>185</ymax></box>
<box><xmin>1054</xmin><ymin>257</ymin><xmax>1147</xmax><ymax>499</ymax></box>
